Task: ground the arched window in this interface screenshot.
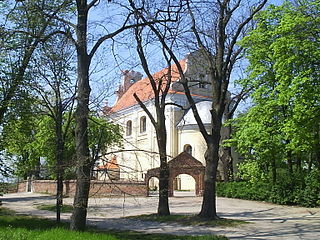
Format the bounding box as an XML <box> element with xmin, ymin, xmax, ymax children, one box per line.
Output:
<box><xmin>126</xmin><ymin>120</ymin><xmax>132</xmax><ymax>136</ymax></box>
<box><xmin>183</xmin><ymin>144</ymin><xmax>193</xmax><ymax>156</ymax></box>
<box><xmin>140</xmin><ymin>116</ymin><xmax>146</xmax><ymax>133</ymax></box>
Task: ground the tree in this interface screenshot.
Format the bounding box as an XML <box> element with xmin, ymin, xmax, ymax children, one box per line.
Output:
<box><xmin>31</xmin><ymin>34</ymin><xmax>76</xmax><ymax>223</ymax></box>
<box><xmin>53</xmin><ymin>1</ymin><xmax>173</xmax><ymax>230</ymax></box>
<box><xmin>69</xmin><ymin>1</ymin><xmax>133</xmax><ymax>230</ymax></box>
<box><xmin>237</xmin><ymin>0</ymin><xmax>320</xmax><ymax>170</ymax></box>
<box><xmin>131</xmin><ymin>2</ymin><xmax>183</xmax><ymax>215</ymax></box>
<box><xmin>0</xmin><ymin>0</ymin><xmax>73</xmax><ymax>178</ymax></box>
<box><xmin>219</xmin><ymin>88</ymin><xmax>251</xmax><ymax>182</ymax></box>
<box><xmin>1</xmin><ymin>110</ymin><xmax>41</xmax><ymax>180</ymax></box>
<box><xmin>0</xmin><ymin>0</ymin><xmax>71</xmax><ymax>124</ymax></box>
<box><xmin>130</xmin><ymin>0</ymin><xmax>268</xmax><ymax>219</ymax></box>
<box><xmin>230</xmin><ymin>0</ymin><xmax>320</xmax><ymax>204</ymax></box>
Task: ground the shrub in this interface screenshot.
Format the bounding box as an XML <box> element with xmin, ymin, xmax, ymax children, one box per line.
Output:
<box><xmin>302</xmin><ymin>169</ymin><xmax>320</xmax><ymax>207</ymax></box>
<box><xmin>216</xmin><ymin>172</ymin><xmax>320</xmax><ymax>208</ymax></box>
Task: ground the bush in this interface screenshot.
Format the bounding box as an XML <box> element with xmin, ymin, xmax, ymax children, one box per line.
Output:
<box><xmin>216</xmin><ymin>181</ymin><xmax>270</xmax><ymax>202</ymax></box>
<box><xmin>302</xmin><ymin>169</ymin><xmax>320</xmax><ymax>207</ymax></box>
<box><xmin>216</xmin><ymin>171</ymin><xmax>320</xmax><ymax>208</ymax></box>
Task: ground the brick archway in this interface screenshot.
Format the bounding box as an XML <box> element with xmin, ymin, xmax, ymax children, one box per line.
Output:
<box><xmin>145</xmin><ymin>152</ymin><xmax>205</xmax><ymax>197</ymax></box>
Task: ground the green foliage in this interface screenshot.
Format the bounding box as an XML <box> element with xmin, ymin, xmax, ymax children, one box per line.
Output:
<box><xmin>88</xmin><ymin>116</ymin><xmax>122</xmax><ymax>161</ymax></box>
<box><xmin>302</xmin><ymin>169</ymin><xmax>320</xmax><ymax>207</ymax></box>
<box><xmin>1</xmin><ymin>112</ymin><xmax>121</xmax><ymax>180</ymax></box>
<box><xmin>36</xmin><ymin>204</ymin><xmax>73</xmax><ymax>213</ymax></box>
<box><xmin>0</xmin><ymin>0</ymin><xmax>74</xmax><ymax>179</ymax></box>
<box><xmin>229</xmin><ymin>0</ymin><xmax>320</xmax><ymax>207</ymax></box>
<box><xmin>237</xmin><ymin>161</ymin><xmax>267</xmax><ymax>184</ymax></box>
<box><xmin>1</xmin><ymin>114</ymin><xmax>41</xmax><ymax>179</ymax></box>
<box><xmin>216</xmin><ymin>181</ymin><xmax>270</xmax><ymax>201</ymax></box>
<box><xmin>217</xmin><ymin>170</ymin><xmax>320</xmax><ymax>207</ymax></box>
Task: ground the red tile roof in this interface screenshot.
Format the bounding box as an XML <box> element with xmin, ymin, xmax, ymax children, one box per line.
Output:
<box><xmin>111</xmin><ymin>59</ymin><xmax>187</xmax><ymax>112</ymax></box>
<box><xmin>97</xmin><ymin>156</ymin><xmax>119</xmax><ymax>170</ymax></box>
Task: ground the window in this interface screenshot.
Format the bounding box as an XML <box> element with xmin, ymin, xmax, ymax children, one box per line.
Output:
<box><xmin>126</xmin><ymin>120</ymin><xmax>132</xmax><ymax>136</ymax></box>
<box><xmin>140</xmin><ymin>116</ymin><xmax>146</xmax><ymax>133</ymax></box>
<box><xmin>184</xmin><ymin>144</ymin><xmax>193</xmax><ymax>156</ymax></box>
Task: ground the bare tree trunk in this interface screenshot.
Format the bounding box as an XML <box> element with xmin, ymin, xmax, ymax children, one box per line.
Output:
<box><xmin>314</xmin><ymin>127</ymin><xmax>320</xmax><ymax>171</ymax></box>
<box><xmin>271</xmin><ymin>157</ymin><xmax>277</xmax><ymax>184</ymax></box>
<box><xmin>199</xmin><ymin>118</ymin><xmax>221</xmax><ymax>219</ymax></box>
<box><xmin>220</xmin><ymin>124</ymin><xmax>233</xmax><ymax>182</ymax></box>
<box><xmin>156</xmin><ymin>113</ymin><xmax>170</xmax><ymax>215</ymax></box>
<box><xmin>55</xmin><ymin>102</ymin><xmax>64</xmax><ymax>223</ymax></box>
<box><xmin>70</xmin><ymin>1</ymin><xmax>91</xmax><ymax>231</ymax></box>
<box><xmin>287</xmin><ymin>150</ymin><xmax>293</xmax><ymax>176</ymax></box>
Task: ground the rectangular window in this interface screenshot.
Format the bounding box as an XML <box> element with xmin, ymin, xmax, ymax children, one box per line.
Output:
<box><xmin>126</xmin><ymin>120</ymin><xmax>132</xmax><ymax>136</ymax></box>
<box><xmin>140</xmin><ymin>116</ymin><xmax>146</xmax><ymax>133</ymax></box>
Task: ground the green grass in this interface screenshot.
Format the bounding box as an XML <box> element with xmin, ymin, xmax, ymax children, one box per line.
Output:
<box><xmin>0</xmin><ymin>207</ymin><xmax>227</xmax><ymax>240</ymax></box>
<box><xmin>127</xmin><ymin>214</ymin><xmax>248</xmax><ymax>227</ymax></box>
<box><xmin>36</xmin><ymin>204</ymin><xmax>74</xmax><ymax>213</ymax></box>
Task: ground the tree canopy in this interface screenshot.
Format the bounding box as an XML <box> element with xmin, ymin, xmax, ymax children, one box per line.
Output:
<box><xmin>228</xmin><ymin>0</ymin><xmax>320</xmax><ymax>206</ymax></box>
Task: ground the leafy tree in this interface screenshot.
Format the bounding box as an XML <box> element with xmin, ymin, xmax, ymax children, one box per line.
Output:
<box><xmin>31</xmin><ymin>33</ymin><xmax>76</xmax><ymax>223</ymax></box>
<box><xmin>1</xmin><ymin>113</ymin><xmax>40</xmax><ymax>180</ymax></box>
<box><xmin>230</xmin><ymin>0</ymin><xmax>320</xmax><ymax>203</ymax></box>
<box><xmin>0</xmin><ymin>0</ymin><xmax>71</xmax><ymax>125</ymax></box>
<box><xmin>2</xmin><ymin>111</ymin><xmax>121</xmax><ymax>181</ymax></box>
<box><xmin>0</xmin><ymin>0</ymin><xmax>73</xmax><ymax>179</ymax></box>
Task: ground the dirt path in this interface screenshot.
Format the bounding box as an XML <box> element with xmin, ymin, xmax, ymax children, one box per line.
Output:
<box><xmin>1</xmin><ymin>192</ymin><xmax>320</xmax><ymax>239</ymax></box>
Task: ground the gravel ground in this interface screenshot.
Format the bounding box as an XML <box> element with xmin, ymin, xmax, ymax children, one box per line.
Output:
<box><xmin>1</xmin><ymin>192</ymin><xmax>320</xmax><ymax>240</ymax></box>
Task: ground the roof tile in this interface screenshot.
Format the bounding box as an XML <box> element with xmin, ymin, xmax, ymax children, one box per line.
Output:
<box><xmin>111</xmin><ymin>59</ymin><xmax>187</xmax><ymax>112</ymax></box>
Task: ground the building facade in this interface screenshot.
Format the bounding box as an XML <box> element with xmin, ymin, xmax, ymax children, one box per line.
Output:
<box><xmin>97</xmin><ymin>52</ymin><xmax>231</xmax><ymax>190</ymax></box>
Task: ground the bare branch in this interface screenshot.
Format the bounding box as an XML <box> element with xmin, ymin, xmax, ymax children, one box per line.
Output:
<box><xmin>87</xmin><ymin>0</ymin><xmax>100</xmax><ymax>11</ymax></box>
<box><xmin>133</xmin><ymin>93</ymin><xmax>157</xmax><ymax>127</ymax></box>
<box><xmin>224</xmin><ymin>0</ymin><xmax>268</xmax><ymax>75</ymax></box>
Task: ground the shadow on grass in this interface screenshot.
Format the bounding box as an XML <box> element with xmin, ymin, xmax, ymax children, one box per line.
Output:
<box><xmin>0</xmin><ymin>208</ymin><xmax>228</xmax><ymax>240</ymax></box>
<box><xmin>104</xmin><ymin>230</ymin><xmax>227</xmax><ymax>240</ymax></box>
<box><xmin>35</xmin><ymin>204</ymin><xmax>73</xmax><ymax>213</ymax></box>
<box><xmin>0</xmin><ymin>207</ymin><xmax>68</xmax><ymax>230</ymax></box>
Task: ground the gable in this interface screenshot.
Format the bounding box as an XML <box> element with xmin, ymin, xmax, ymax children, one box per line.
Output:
<box><xmin>168</xmin><ymin>151</ymin><xmax>204</xmax><ymax>168</ymax></box>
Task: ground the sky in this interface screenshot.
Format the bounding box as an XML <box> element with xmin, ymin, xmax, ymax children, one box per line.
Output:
<box><xmin>89</xmin><ymin>0</ymin><xmax>286</xmax><ymax>109</ymax></box>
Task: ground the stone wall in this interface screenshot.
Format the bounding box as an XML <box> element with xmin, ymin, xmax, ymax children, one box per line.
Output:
<box><xmin>17</xmin><ymin>180</ymin><xmax>147</xmax><ymax>197</ymax></box>
<box><xmin>17</xmin><ymin>181</ymin><xmax>27</xmax><ymax>192</ymax></box>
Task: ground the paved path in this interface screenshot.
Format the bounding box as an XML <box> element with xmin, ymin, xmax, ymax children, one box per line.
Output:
<box><xmin>1</xmin><ymin>192</ymin><xmax>320</xmax><ymax>239</ymax></box>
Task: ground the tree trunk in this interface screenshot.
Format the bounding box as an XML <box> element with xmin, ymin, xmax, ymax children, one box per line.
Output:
<box><xmin>271</xmin><ymin>157</ymin><xmax>277</xmax><ymax>184</ymax></box>
<box><xmin>219</xmin><ymin>124</ymin><xmax>233</xmax><ymax>182</ymax></box>
<box><xmin>70</xmin><ymin>1</ymin><xmax>92</xmax><ymax>231</ymax></box>
<box><xmin>55</xmin><ymin>103</ymin><xmax>64</xmax><ymax>223</ymax></box>
<box><xmin>199</xmin><ymin>105</ymin><xmax>222</xmax><ymax>219</ymax></box>
<box><xmin>287</xmin><ymin>150</ymin><xmax>293</xmax><ymax>176</ymax></box>
<box><xmin>156</xmin><ymin>113</ymin><xmax>170</xmax><ymax>216</ymax></box>
<box><xmin>199</xmin><ymin>140</ymin><xmax>220</xmax><ymax>219</ymax></box>
<box><xmin>158</xmin><ymin>156</ymin><xmax>170</xmax><ymax>215</ymax></box>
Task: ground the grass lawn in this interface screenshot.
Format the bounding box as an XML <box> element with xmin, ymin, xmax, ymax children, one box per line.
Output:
<box><xmin>127</xmin><ymin>214</ymin><xmax>248</xmax><ymax>228</ymax></box>
<box><xmin>35</xmin><ymin>204</ymin><xmax>74</xmax><ymax>213</ymax></box>
<box><xmin>0</xmin><ymin>207</ymin><xmax>228</xmax><ymax>240</ymax></box>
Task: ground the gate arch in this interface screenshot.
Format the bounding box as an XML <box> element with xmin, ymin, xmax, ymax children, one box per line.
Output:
<box><xmin>145</xmin><ymin>152</ymin><xmax>205</xmax><ymax>197</ymax></box>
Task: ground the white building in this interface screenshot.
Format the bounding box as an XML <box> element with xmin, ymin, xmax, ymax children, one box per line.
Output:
<box><xmin>98</xmin><ymin>52</ymin><xmax>228</xmax><ymax>191</ymax></box>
